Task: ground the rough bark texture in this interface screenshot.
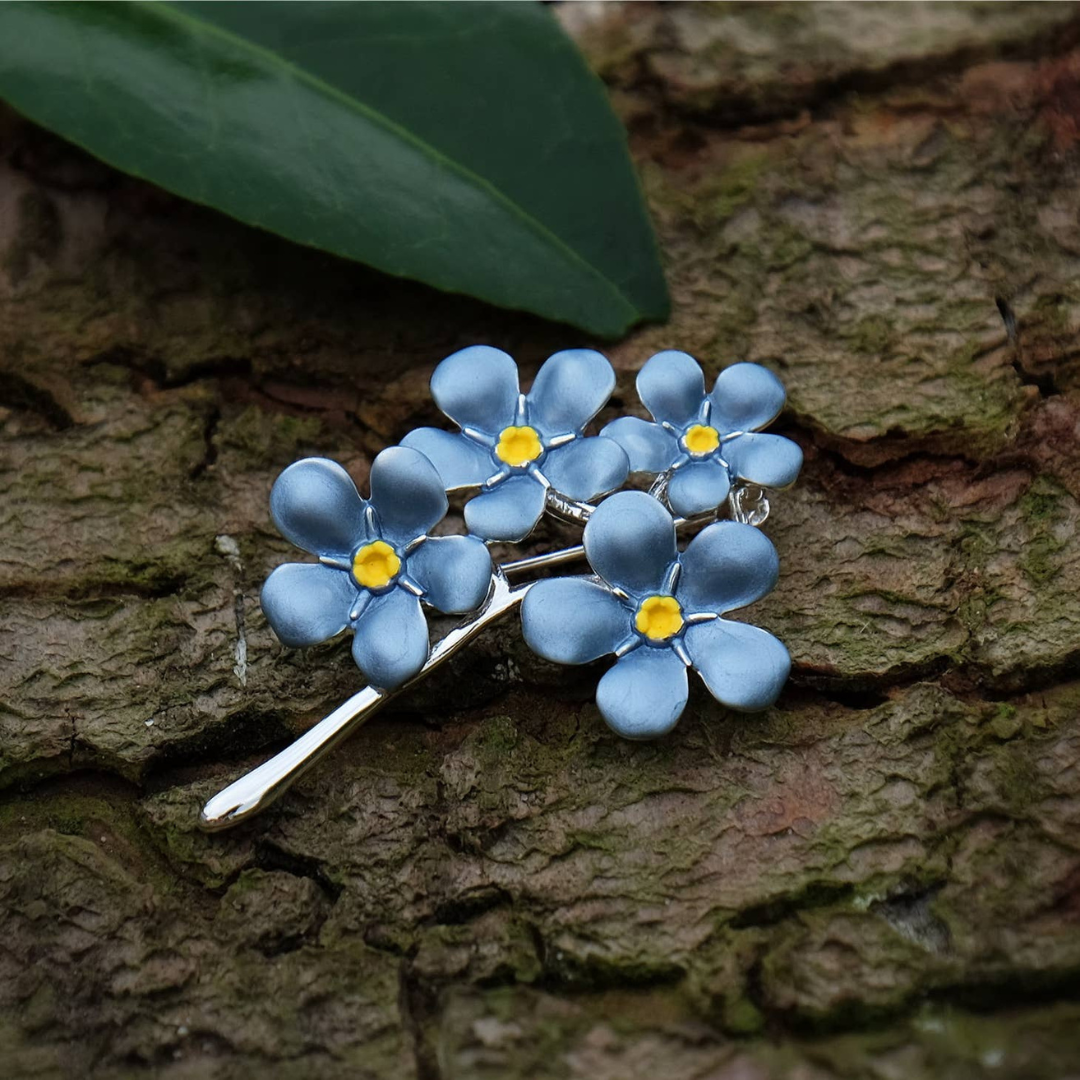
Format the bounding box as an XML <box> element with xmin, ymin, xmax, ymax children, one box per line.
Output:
<box><xmin>4</xmin><ymin>3</ymin><xmax>1080</xmax><ymax>1077</ymax></box>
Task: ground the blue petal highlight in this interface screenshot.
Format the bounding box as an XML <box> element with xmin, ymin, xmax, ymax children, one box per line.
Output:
<box><xmin>600</xmin><ymin>416</ymin><xmax>678</xmax><ymax>474</ymax></box>
<box><xmin>725</xmin><ymin>432</ymin><xmax>803</xmax><ymax>489</ymax></box>
<box><xmin>270</xmin><ymin>458</ymin><xmax>368</xmax><ymax>559</ymax></box>
<box><xmin>637</xmin><ymin>350</ymin><xmax>706</xmax><ymax>428</ymax></box>
<box><xmin>542</xmin><ymin>436</ymin><xmax>628</xmax><ymax>502</ymax></box>
<box><xmin>368</xmin><ymin>446</ymin><xmax>448</xmax><ymax>545</ymax></box>
<box><xmin>352</xmin><ymin>587</ymin><xmax>429</xmax><ymax>690</ymax></box>
<box><xmin>677</xmin><ymin>521</ymin><xmax>779</xmax><ymax>615</ymax></box>
<box><xmin>685</xmin><ymin>619</ymin><xmax>790</xmax><ymax>712</ymax></box>
<box><xmin>526</xmin><ymin>349</ymin><xmax>615</xmax><ymax>436</ymax></box>
<box><xmin>261</xmin><ymin>562</ymin><xmax>356</xmax><ymax>648</ymax></box>
<box><xmin>583</xmin><ymin>490</ymin><xmax>676</xmax><ymax>598</ymax></box>
<box><xmin>667</xmin><ymin>459</ymin><xmax>731</xmax><ymax>518</ymax></box>
<box><xmin>430</xmin><ymin>345</ymin><xmax>519</xmax><ymax>434</ymax></box>
<box><xmin>401</xmin><ymin>428</ymin><xmax>490</xmax><ymax>491</ymax></box>
<box><xmin>709</xmin><ymin>363</ymin><xmax>785</xmax><ymax>433</ymax></box>
<box><xmin>464</xmin><ymin>474</ymin><xmax>546</xmax><ymax>542</ymax></box>
<box><xmin>597</xmin><ymin>647</ymin><xmax>689</xmax><ymax>739</ymax></box>
<box><xmin>522</xmin><ymin>577</ymin><xmax>629</xmax><ymax>664</ymax></box>
<box><xmin>409</xmin><ymin>535</ymin><xmax>492</xmax><ymax>614</ymax></box>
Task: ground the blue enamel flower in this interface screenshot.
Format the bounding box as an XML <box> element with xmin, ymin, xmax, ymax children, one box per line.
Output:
<box><xmin>601</xmin><ymin>351</ymin><xmax>802</xmax><ymax>518</ymax></box>
<box><xmin>402</xmin><ymin>346</ymin><xmax>629</xmax><ymax>542</ymax></box>
<box><xmin>260</xmin><ymin>449</ymin><xmax>492</xmax><ymax>690</ymax></box>
<box><xmin>521</xmin><ymin>491</ymin><xmax>790</xmax><ymax>738</ymax></box>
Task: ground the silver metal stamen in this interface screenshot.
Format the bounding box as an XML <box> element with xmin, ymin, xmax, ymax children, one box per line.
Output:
<box><xmin>319</xmin><ymin>554</ymin><xmax>352</xmax><ymax>571</ymax></box>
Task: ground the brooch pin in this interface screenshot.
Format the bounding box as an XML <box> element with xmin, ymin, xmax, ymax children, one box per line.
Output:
<box><xmin>200</xmin><ymin>347</ymin><xmax>802</xmax><ymax>830</ymax></box>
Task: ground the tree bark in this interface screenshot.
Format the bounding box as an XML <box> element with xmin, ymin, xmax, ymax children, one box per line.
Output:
<box><xmin>4</xmin><ymin>3</ymin><xmax>1080</xmax><ymax>1077</ymax></box>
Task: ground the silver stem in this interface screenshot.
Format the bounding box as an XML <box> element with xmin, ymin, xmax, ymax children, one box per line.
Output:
<box><xmin>543</xmin><ymin>489</ymin><xmax>595</xmax><ymax>526</ymax></box>
<box><xmin>647</xmin><ymin>471</ymin><xmax>670</xmax><ymax>501</ymax></box>
<box><xmin>199</xmin><ymin>684</ymin><xmax>386</xmax><ymax>831</ymax></box>
<box><xmin>199</xmin><ymin>571</ymin><xmax>533</xmax><ymax>832</ymax></box>
<box><xmin>501</xmin><ymin>544</ymin><xmax>586</xmax><ymax>576</ymax></box>
<box><xmin>200</xmin><ymin>480</ymin><xmax>770</xmax><ymax>832</ymax></box>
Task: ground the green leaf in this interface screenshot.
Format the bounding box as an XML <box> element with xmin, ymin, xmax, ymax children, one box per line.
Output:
<box><xmin>0</xmin><ymin>1</ymin><xmax>668</xmax><ymax>337</ymax></box>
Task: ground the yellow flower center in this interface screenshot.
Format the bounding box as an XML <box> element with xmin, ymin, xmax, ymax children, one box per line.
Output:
<box><xmin>683</xmin><ymin>424</ymin><xmax>720</xmax><ymax>456</ymax></box>
<box><xmin>495</xmin><ymin>425</ymin><xmax>543</xmax><ymax>467</ymax></box>
<box><xmin>352</xmin><ymin>540</ymin><xmax>401</xmax><ymax>589</ymax></box>
<box><xmin>634</xmin><ymin>595</ymin><xmax>684</xmax><ymax>641</ymax></box>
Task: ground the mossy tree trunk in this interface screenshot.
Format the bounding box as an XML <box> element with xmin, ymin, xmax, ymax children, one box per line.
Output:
<box><xmin>4</xmin><ymin>3</ymin><xmax>1080</xmax><ymax>1077</ymax></box>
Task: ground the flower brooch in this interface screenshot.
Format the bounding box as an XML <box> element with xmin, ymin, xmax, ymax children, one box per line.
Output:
<box><xmin>521</xmin><ymin>492</ymin><xmax>789</xmax><ymax>739</ymax></box>
<box><xmin>201</xmin><ymin>347</ymin><xmax>802</xmax><ymax>830</ymax></box>
<box><xmin>402</xmin><ymin>347</ymin><xmax>628</xmax><ymax>541</ymax></box>
<box><xmin>260</xmin><ymin>450</ymin><xmax>492</xmax><ymax>691</ymax></box>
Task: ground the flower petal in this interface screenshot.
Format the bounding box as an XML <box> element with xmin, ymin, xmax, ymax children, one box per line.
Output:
<box><xmin>676</xmin><ymin>521</ymin><xmax>779</xmax><ymax>615</ymax></box>
<box><xmin>526</xmin><ymin>349</ymin><xmax>615</xmax><ymax>436</ymax></box>
<box><xmin>270</xmin><ymin>457</ymin><xmax>368</xmax><ymax>558</ymax></box>
<box><xmin>709</xmin><ymin>363</ymin><xmax>785</xmax><ymax>433</ymax></box>
<box><xmin>368</xmin><ymin>446</ymin><xmax>448</xmax><ymax>546</ymax></box>
<box><xmin>725</xmin><ymin>432</ymin><xmax>803</xmax><ymax>489</ymax></box>
<box><xmin>667</xmin><ymin>460</ymin><xmax>731</xmax><ymax>518</ymax></box>
<box><xmin>685</xmin><ymin>619</ymin><xmax>790</xmax><ymax>712</ymax></box>
<box><xmin>542</xmin><ymin>436</ymin><xmax>628</xmax><ymax>502</ymax></box>
<box><xmin>522</xmin><ymin>577</ymin><xmax>629</xmax><ymax>664</ymax></box>
<box><xmin>351</xmin><ymin>587</ymin><xmax>429</xmax><ymax>690</ymax></box>
<box><xmin>464</xmin><ymin>475</ymin><xmax>546</xmax><ymax>542</ymax></box>
<box><xmin>583</xmin><ymin>490</ymin><xmax>676</xmax><ymax>597</ymax></box>
<box><xmin>637</xmin><ymin>350</ymin><xmax>706</xmax><ymax>428</ymax></box>
<box><xmin>596</xmin><ymin>647</ymin><xmax>689</xmax><ymax>739</ymax></box>
<box><xmin>430</xmin><ymin>345</ymin><xmax>519</xmax><ymax>434</ymax></box>
<box><xmin>400</xmin><ymin>428</ymin><xmax>490</xmax><ymax>491</ymax></box>
<box><xmin>260</xmin><ymin>562</ymin><xmax>356</xmax><ymax>648</ymax></box>
<box><xmin>600</xmin><ymin>417</ymin><xmax>679</xmax><ymax>473</ymax></box>
<box><xmin>409</xmin><ymin>535</ymin><xmax>492</xmax><ymax>614</ymax></box>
